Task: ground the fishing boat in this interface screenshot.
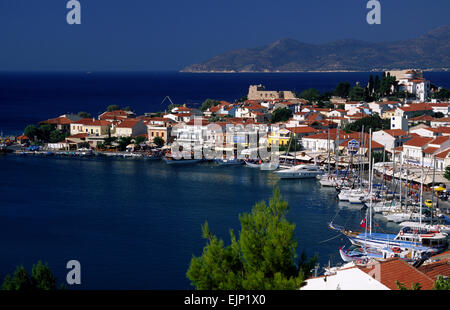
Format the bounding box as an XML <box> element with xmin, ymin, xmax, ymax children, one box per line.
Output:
<box><xmin>274</xmin><ymin>165</ymin><xmax>324</xmax><ymax>179</ymax></box>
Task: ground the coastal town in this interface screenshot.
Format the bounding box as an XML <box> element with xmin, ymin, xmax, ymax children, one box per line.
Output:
<box><xmin>1</xmin><ymin>69</ymin><xmax>450</xmax><ymax>290</ymax></box>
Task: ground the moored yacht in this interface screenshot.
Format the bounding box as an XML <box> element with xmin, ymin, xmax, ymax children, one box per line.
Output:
<box><xmin>274</xmin><ymin>165</ymin><xmax>324</xmax><ymax>179</ymax></box>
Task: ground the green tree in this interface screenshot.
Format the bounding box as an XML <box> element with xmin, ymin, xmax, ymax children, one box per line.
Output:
<box><xmin>433</xmin><ymin>275</ymin><xmax>450</xmax><ymax>290</ymax></box>
<box><xmin>153</xmin><ymin>136</ymin><xmax>165</xmax><ymax>148</ymax></box>
<box><xmin>134</xmin><ymin>136</ymin><xmax>147</xmax><ymax>145</ymax></box>
<box><xmin>432</xmin><ymin>88</ymin><xmax>450</xmax><ymax>100</ymax></box>
<box><xmin>24</xmin><ymin>125</ymin><xmax>40</xmax><ymax>142</ymax></box>
<box><xmin>349</xmin><ymin>85</ymin><xmax>365</xmax><ymax>101</ymax></box>
<box><xmin>167</xmin><ymin>104</ymin><xmax>182</xmax><ymax>112</ymax></box>
<box><xmin>299</xmin><ymin>88</ymin><xmax>321</xmax><ymax>102</ymax></box>
<box><xmin>434</xmin><ymin>112</ymin><xmax>445</xmax><ymax>119</ymax></box>
<box><xmin>38</xmin><ymin>124</ymin><xmax>54</xmax><ymax>142</ymax></box>
<box><xmin>334</xmin><ymin>82</ymin><xmax>351</xmax><ymax>98</ymax></box>
<box><xmin>343</xmin><ymin>114</ymin><xmax>389</xmax><ymax>133</ymax></box>
<box><xmin>117</xmin><ymin>136</ymin><xmax>133</xmax><ymax>151</ymax></box>
<box><xmin>444</xmin><ymin>165</ymin><xmax>450</xmax><ymax>182</ymax></box>
<box><xmin>31</xmin><ymin>261</ymin><xmax>57</xmax><ymax>290</ymax></box>
<box><xmin>106</xmin><ymin>105</ymin><xmax>121</xmax><ymax>112</ymax></box>
<box><xmin>271</xmin><ymin>107</ymin><xmax>293</xmax><ymax>123</ymax></box>
<box><xmin>235</xmin><ymin>96</ymin><xmax>248</xmax><ymax>103</ymax></box>
<box><xmin>49</xmin><ymin>130</ymin><xmax>67</xmax><ymax>143</ymax></box>
<box><xmin>2</xmin><ymin>261</ymin><xmax>59</xmax><ymax>291</ymax></box>
<box><xmin>1</xmin><ymin>266</ymin><xmax>32</xmax><ymax>291</ymax></box>
<box><xmin>368</xmin><ymin>75</ymin><xmax>374</xmax><ymax>94</ymax></box>
<box><xmin>187</xmin><ymin>187</ymin><xmax>318</xmax><ymax>290</ymax></box>
<box><xmin>200</xmin><ymin>99</ymin><xmax>221</xmax><ymax>112</ymax></box>
<box><xmin>77</xmin><ymin>111</ymin><xmax>91</xmax><ymax>118</ymax></box>
<box><xmin>395</xmin><ymin>280</ymin><xmax>421</xmax><ymax>290</ymax></box>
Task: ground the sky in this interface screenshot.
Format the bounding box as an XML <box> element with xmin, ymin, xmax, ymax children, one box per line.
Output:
<box><xmin>1</xmin><ymin>0</ymin><xmax>449</xmax><ymax>71</ymax></box>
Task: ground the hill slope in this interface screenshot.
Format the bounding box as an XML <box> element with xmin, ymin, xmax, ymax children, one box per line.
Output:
<box><xmin>181</xmin><ymin>25</ymin><xmax>450</xmax><ymax>72</ymax></box>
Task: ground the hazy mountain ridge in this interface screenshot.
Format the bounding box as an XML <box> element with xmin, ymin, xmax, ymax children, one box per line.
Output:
<box><xmin>181</xmin><ymin>25</ymin><xmax>450</xmax><ymax>72</ymax></box>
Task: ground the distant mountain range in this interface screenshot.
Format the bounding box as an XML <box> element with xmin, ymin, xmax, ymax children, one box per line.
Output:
<box><xmin>181</xmin><ymin>25</ymin><xmax>450</xmax><ymax>73</ymax></box>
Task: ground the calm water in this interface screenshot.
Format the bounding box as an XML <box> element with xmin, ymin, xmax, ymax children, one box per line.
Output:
<box><xmin>0</xmin><ymin>155</ymin><xmax>401</xmax><ymax>289</ymax></box>
<box><xmin>0</xmin><ymin>72</ymin><xmax>448</xmax><ymax>289</ymax></box>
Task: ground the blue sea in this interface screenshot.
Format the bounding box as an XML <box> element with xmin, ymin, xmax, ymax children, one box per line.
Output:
<box><xmin>0</xmin><ymin>72</ymin><xmax>449</xmax><ymax>289</ymax></box>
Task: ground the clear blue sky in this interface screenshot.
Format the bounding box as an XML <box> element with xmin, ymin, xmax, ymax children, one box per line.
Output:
<box><xmin>1</xmin><ymin>0</ymin><xmax>449</xmax><ymax>71</ymax></box>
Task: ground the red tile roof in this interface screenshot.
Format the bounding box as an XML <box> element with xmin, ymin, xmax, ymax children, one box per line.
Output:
<box><xmin>287</xmin><ymin>126</ymin><xmax>318</xmax><ymax>134</ymax></box>
<box><xmin>436</xmin><ymin>126</ymin><xmax>450</xmax><ymax>135</ymax></box>
<box><xmin>358</xmin><ymin>258</ymin><xmax>435</xmax><ymax>290</ymax></box>
<box><xmin>403</xmin><ymin>136</ymin><xmax>433</xmax><ymax>148</ymax></box>
<box><xmin>429</xmin><ymin>136</ymin><xmax>450</xmax><ymax>146</ymax></box>
<box><xmin>409</xmin><ymin>115</ymin><xmax>435</xmax><ymax>122</ymax></box>
<box><xmin>17</xmin><ymin>135</ymin><xmax>29</xmax><ymax>140</ymax></box>
<box><xmin>116</xmin><ymin>119</ymin><xmax>142</xmax><ymax>128</ymax></box>
<box><xmin>99</xmin><ymin>110</ymin><xmax>131</xmax><ymax>120</ymax></box>
<box><xmin>423</xmin><ymin>146</ymin><xmax>439</xmax><ymax>154</ymax></box>
<box><xmin>41</xmin><ymin>116</ymin><xmax>73</xmax><ymax>125</ymax></box>
<box><xmin>435</xmin><ymin>148</ymin><xmax>450</xmax><ymax>159</ymax></box>
<box><xmin>67</xmin><ymin>133</ymin><xmax>88</xmax><ymax>139</ymax></box>
<box><xmin>418</xmin><ymin>259</ymin><xmax>450</xmax><ymax>280</ymax></box>
<box><xmin>432</xmin><ymin>117</ymin><xmax>450</xmax><ymax>123</ymax></box>
<box><xmin>399</xmin><ymin>104</ymin><xmax>433</xmax><ymax>113</ymax></box>
<box><xmin>383</xmin><ymin>129</ymin><xmax>408</xmax><ymax>137</ymax></box>
<box><xmin>73</xmin><ymin>118</ymin><xmax>110</xmax><ymax>127</ymax></box>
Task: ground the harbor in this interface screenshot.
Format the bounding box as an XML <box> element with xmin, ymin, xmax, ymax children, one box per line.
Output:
<box><xmin>1</xmin><ymin>71</ymin><xmax>449</xmax><ymax>289</ymax></box>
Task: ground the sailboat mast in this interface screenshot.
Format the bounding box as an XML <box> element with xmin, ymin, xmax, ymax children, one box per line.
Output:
<box><xmin>336</xmin><ymin>127</ymin><xmax>340</xmax><ymax>175</ymax></box>
<box><xmin>420</xmin><ymin>156</ymin><xmax>424</xmax><ymax>225</ymax></box>
<box><xmin>431</xmin><ymin>156</ymin><xmax>436</xmax><ymax>225</ymax></box>
<box><xmin>399</xmin><ymin>153</ymin><xmax>403</xmax><ymax>208</ymax></box>
<box><xmin>368</xmin><ymin>128</ymin><xmax>373</xmax><ymax>234</ymax></box>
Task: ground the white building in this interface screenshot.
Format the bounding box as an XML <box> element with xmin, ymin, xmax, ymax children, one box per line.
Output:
<box><xmin>372</xmin><ymin>129</ymin><xmax>410</xmax><ymax>152</ymax></box>
<box><xmin>301</xmin><ymin>265</ymin><xmax>389</xmax><ymax>290</ymax></box>
<box><xmin>114</xmin><ymin>119</ymin><xmax>147</xmax><ymax>138</ymax></box>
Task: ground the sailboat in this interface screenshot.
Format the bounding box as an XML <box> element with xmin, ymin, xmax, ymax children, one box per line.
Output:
<box><xmin>317</xmin><ymin>128</ymin><xmax>338</xmax><ymax>186</ymax></box>
<box><xmin>330</xmin><ymin>129</ymin><xmax>448</xmax><ymax>262</ymax></box>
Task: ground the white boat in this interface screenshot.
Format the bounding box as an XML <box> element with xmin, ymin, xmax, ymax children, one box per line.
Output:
<box><xmin>384</xmin><ymin>211</ymin><xmax>432</xmax><ymax>223</ymax></box>
<box><xmin>338</xmin><ymin>189</ymin><xmax>365</xmax><ymax>202</ymax></box>
<box><xmin>371</xmin><ymin>201</ymin><xmax>402</xmax><ymax>213</ymax></box>
<box><xmin>398</xmin><ymin>222</ymin><xmax>450</xmax><ymax>235</ymax></box>
<box><xmin>215</xmin><ymin>158</ymin><xmax>244</xmax><ymax>166</ymax></box>
<box><xmin>274</xmin><ymin>165</ymin><xmax>324</xmax><ymax>179</ymax></box>
<box><xmin>244</xmin><ymin>161</ymin><xmax>262</xmax><ymax>168</ymax></box>
<box><xmin>317</xmin><ymin>174</ymin><xmax>338</xmax><ymax>187</ymax></box>
<box><xmin>260</xmin><ymin>162</ymin><xmax>279</xmax><ymax>171</ymax></box>
<box><xmin>348</xmin><ymin>195</ymin><xmax>364</xmax><ymax>204</ymax></box>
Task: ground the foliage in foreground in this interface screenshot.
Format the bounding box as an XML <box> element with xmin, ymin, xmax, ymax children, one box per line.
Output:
<box><xmin>1</xmin><ymin>261</ymin><xmax>62</xmax><ymax>291</ymax></box>
<box><xmin>187</xmin><ymin>187</ymin><xmax>317</xmax><ymax>290</ymax></box>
